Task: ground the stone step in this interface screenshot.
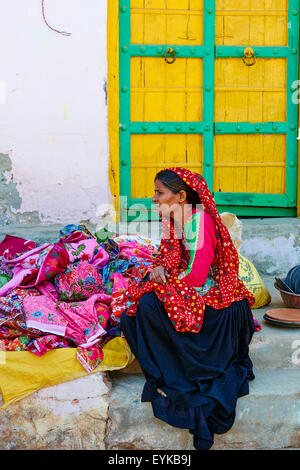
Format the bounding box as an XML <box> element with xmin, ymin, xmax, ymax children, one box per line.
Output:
<box><xmin>239</xmin><ymin>217</ymin><xmax>300</xmax><ymax>277</ymax></box>
<box><xmin>106</xmin><ymin>368</ymin><xmax>300</xmax><ymax>450</ymax></box>
<box><xmin>0</xmin><ymin>372</ymin><xmax>110</xmax><ymax>450</ymax></box>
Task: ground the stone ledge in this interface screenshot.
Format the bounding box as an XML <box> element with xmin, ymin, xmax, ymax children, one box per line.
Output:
<box><xmin>106</xmin><ymin>369</ymin><xmax>300</xmax><ymax>451</ymax></box>
<box><xmin>239</xmin><ymin>217</ymin><xmax>300</xmax><ymax>276</ymax></box>
<box><xmin>0</xmin><ymin>372</ymin><xmax>110</xmax><ymax>450</ymax></box>
<box><xmin>1</xmin><ymin>356</ymin><xmax>300</xmax><ymax>450</ymax></box>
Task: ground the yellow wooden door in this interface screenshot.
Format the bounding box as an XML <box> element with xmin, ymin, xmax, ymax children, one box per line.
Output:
<box><xmin>131</xmin><ymin>0</ymin><xmax>205</xmax><ymax>207</ymax></box>
<box><xmin>213</xmin><ymin>0</ymin><xmax>296</xmax><ymax>214</ymax></box>
<box><xmin>109</xmin><ymin>0</ymin><xmax>299</xmax><ymax>219</ymax></box>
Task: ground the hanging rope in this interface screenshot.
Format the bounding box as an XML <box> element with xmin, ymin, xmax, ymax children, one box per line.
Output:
<box><xmin>42</xmin><ymin>0</ymin><xmax>71</xmax><ymax>36</ymax></box>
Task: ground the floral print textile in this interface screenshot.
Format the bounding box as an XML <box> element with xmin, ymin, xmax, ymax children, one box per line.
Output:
<box><xmin>27</xmin><ymin>335</ymin><xmax>70</xmax><ymax>356</ymax></box>
<box><xmin>24</xmin><ymin>285</ymin><xmax>110</xmax><ymax>347</ymax></box>
<box><xmin>0</xmin><ymin>234</ymin><xmax>109</xmax><ymax>298</ymax></box>
<box><xmin>0</xmin><ymin>287</ymin><xmax>41</xmax><ymax>326</ymax></box>
<box><xmin>54</xmin><ymin>224</ymin><xmax>97</xmax><ymax>244</ymax></box>
<box><xmin>76</xmin><ymin>344</ymin><xmax>104</xmax><ymax>373</ymax></box>
<box><xmin>0</xmin><ymin>226</ymin><xmax>117</xmax><ymax>372</ymax></box>
<box><xmin>57</xmin><ymin>261</ymin><xmax>104</xmax><ymax>301</ymax></box>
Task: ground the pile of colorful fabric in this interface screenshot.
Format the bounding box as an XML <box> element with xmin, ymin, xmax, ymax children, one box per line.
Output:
<box><xmin>0</xmin><ymin>225</ymin><xmax>159</xmax><ymax>374</ymax></box>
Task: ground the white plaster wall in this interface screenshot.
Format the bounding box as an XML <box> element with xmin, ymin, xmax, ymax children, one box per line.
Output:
<box><xmin>0</xmin><ymin>0</ymin><xmax>110</xmax><ymax>225</ymax></box>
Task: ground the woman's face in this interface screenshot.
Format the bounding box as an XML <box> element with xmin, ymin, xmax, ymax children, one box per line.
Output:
<box><xmin>152</xmin><ymin>178</ymin><xmax>186</xmax><ymax>219</ymax></box>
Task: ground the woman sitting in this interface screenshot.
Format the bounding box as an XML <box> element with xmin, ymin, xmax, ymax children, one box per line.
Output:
<box><xmin>120</xmin><ymin>167</ymin><xmax>258</xmax><ymax>451</ymax></box>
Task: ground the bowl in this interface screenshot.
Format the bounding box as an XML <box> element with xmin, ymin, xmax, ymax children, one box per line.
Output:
<box><xmin>274</xmin><ymin>279</ymin><xmax>300</xmax><ymax>309</ymax></box>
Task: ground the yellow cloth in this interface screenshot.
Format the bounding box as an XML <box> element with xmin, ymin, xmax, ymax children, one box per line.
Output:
<box><xmin>0</xmin><ymin>337</ymin><xmax>133</xmax><ymax>409</ymax></box>
<box><xmin>238</xmin><ymin>253</ymin><xmax>271</xmax><ymax>309</ymax></box>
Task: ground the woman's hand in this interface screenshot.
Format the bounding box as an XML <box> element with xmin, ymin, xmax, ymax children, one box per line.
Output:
<box><xmin>149</xmin><ymin>266</ymin><xmax>169</xmax><ymax>285</ymax></box>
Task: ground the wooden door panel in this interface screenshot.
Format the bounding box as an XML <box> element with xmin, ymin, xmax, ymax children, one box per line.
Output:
<box><xmin>131</xmin><ymin>134</ymin><xmax>203</xmax><ymax>198</ymax></box>
<box><xmin>214</xmin><ymin>134</ymin><xmax>286</xmax><ymax>194</ymax></box>
<box><xmin>131</xmin><ymin>57</ymin><xmax>203</xmax><ymax>121</ymax></box>
<box><xmin>131</xmin><ymin>0</ymin><xmax>204</xmax><ymax>45</ymax></box>
<box><xmin>214</xmin><ymin>58</ymin><xmax>287</xmax><ymax>122</ymax></box>
<box><xmin>215</xmin><ymin>0</ymin><xmax>288</xmax><ymax>47</ymax></box>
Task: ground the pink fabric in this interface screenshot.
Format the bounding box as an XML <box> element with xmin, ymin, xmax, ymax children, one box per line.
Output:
<box><xmin>23</xmin><ymin>282</ymin><xmax>111</xmax><ymax>347</ymax></box>
<box><xmin>0</xmin><ymin>235</ymin><xmax>37</xmax><ymax>259</ymax></box>
<box><xmin>65</xmin><ymin>240</ymin><xmax>109</xmax><ymax>267</ymax></box>
<box><xmin>179</xmin><ymin>212</ymin><xmax>217</xmax><ymax>288</ymax></box>
<box><xmin>57</xmin><ymin>261</ymin><xmax>104</xmax><ymax>301</ymax></box>
<box><xmin>27</xmin><ymin>335</ymin><xmax>69</xmax><ymax>356</ymax></box>
<box><xmin>0</xmin><ymin>243</ymin><xmax>53</xmax><ymax>297</ymax></box>
<box><xmin>59</xmin><ymin>232</ymin><xmax>89</xmax><ymax>243</ymax></box>
<box><xmin>110</xmin><ymin>273</ymin><xmax>131</xmax><ymax>319</ymax></box>
<box><xmin>0</xmin><ymin>237</ymin><xmax>109</xmax><ymax>297</ymax></box>
<box><xmin>95</xmin><ymin>301</ymin><xmax>111</xmax><ymax>330</ymax></box>
<box><xmin>76</xmin><ymin>344</ymin><xmax>104</xmax><ymax>373</ymax></box>
<box><xmin>118</xmin><ymin>242</ymin><xmax>156</xmax><ymax>261</ymax></box>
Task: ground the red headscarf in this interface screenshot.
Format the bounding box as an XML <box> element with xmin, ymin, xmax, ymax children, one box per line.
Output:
<box><xmin>124</xmin><ymin>168</ymin><xmax>255</xmax><ymax>333</ymax></box>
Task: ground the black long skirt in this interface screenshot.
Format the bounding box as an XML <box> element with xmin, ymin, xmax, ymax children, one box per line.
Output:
<box><xmin>120</xmin><ymin>292</ymin><xmax>255</xmax><ymax>450</ymax></box>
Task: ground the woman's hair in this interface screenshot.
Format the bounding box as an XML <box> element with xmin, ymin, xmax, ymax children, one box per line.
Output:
<box><xmin>155</xmin><ymin>169</ymin><xmax>200</xmax><ymax>207</ymax></box>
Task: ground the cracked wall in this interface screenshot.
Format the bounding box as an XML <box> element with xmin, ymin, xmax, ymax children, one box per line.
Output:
<box><xmin>0</xmin><ymin>153</ymin><xmax>41</xmax><ymax>226</ymax></box>
<box><xmin>0</xmin><ymin>0</ymin><xmax>110</xmax><ymax>227</ymax></box>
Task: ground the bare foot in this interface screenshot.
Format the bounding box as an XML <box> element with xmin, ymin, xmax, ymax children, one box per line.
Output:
<box><xmin>157</xmin><ymin>388</ymin><xmax>167</xmax><ymax>398</ymax></box>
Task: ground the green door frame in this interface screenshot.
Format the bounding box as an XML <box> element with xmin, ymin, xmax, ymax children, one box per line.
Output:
<box><xmin>119</xmin><ymin>0</ymin><xmax>300</xmax><ymax>221</ymax></box>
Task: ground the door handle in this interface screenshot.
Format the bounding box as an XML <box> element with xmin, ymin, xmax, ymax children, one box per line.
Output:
<box><xmin>242</xmin><ymin>47</ymin><xmax>256</xmax><ymax>66</ymax></box>
<box><xmin>164</xmin><ymin>47</ymin><xmax>176</xmax><ymax>64</ymax></box>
